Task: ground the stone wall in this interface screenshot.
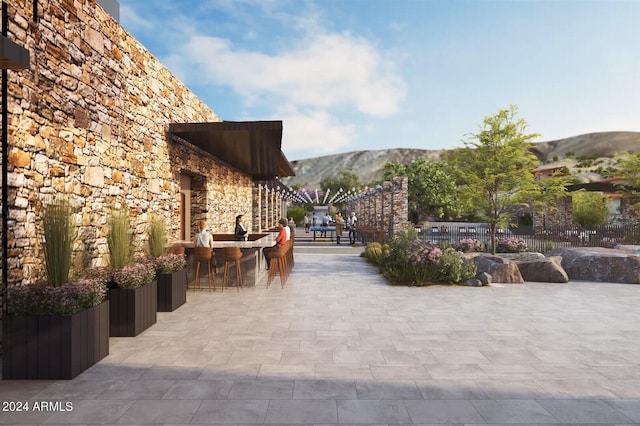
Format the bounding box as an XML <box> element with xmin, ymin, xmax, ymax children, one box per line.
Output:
<box><xmin>350</xmin><ymin>177</ymin><xmax>409</xmax><ymax>238</ymax></box>
<box><xmin>1</xmin><ymin>0</ymin><xmax>267</xmax><ymax>285</ymax></box>
<box><xmin>533</xmin><ymin>196</ymin><xmax>573</xmax><ymax>228</ymax></box>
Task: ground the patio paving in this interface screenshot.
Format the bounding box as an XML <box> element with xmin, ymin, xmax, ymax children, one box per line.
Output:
<box><xmin>2</xmin><ymin>248</ymin><xmax>640</xmax><ymax>424</ymax></box>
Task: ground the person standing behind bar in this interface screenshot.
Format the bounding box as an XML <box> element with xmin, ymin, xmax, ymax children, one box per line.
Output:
<box><xmin>263</xmin><ymin>218</ymin><xmax>288</xmax><ymax>270</ymax></box>
<box><xmin>195</xmin><ymin>220</ymin><xmax>214</xmax><ymax>248</ymax></box>
<box><xmin>235</xmin><ymin>214</ymin><xmax>248</xmax><ymax>241</ymax></box>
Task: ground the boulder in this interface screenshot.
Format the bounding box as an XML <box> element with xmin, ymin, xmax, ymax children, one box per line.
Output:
<box><xmin>547</xmin><ymin>247</ymin><xmax>640</xmax><ymax>284</ymax></box>
<box><xmin>516</xmin><ymin>256</ymin><xmax>568</xmax><ymax>283</ymax></box>
<box><xmin>498</xmin><ymin>252</ymin><xmax>545</xmax><ymax>262</ymax></box>
<box><xmin>470</xmin><ymin>254</ymin><xmax>524</xmax><ymax>284</ymax></box>
<box><xmin>614</xmin><ymin>245</ymin><xmax>640</xmax><ymax>255</ymax></box>
<box><xmin>478</xmin><ymin>272</ymin><xmax>492</xmax><ymax>286</ymax></box>
<box><xmin>465</xmin><ymin>279</ymin><xmax>482</xmax><ymax>287</ymax></box>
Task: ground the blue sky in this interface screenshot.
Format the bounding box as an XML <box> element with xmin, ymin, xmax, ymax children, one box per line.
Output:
<box><xmin>118</xmin><ymin>0</ymin><xmax>640</xmax><ymax>161</ymax></box>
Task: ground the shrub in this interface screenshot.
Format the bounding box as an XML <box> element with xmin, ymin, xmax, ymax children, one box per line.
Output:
<box><xmin>364</xmin><ymin>242</ymin><xmax>383</xmax><ymax>263</ymax></box>
<box><xmin>148</xmin><ymin>216</ymin><xmax>167</xmax><ymax>258</ymax></box>
<box><xmin>41</xmin><ymin>196</ymin><xmax>76</xmax><ymax>287</ymax></box>
<box><xmin>364</xmin><ymin>229</ymin><xmax>478</xmax><ymax>286</ymax></box>
<box><xmin>8</xmin><ymin>278</ymin><xmax>107</xmax><ymax>316</ymax></box>
<box><xmin>154</xmin><ymin>253</ymin><xmax>187</xmax><ymax>274</ymax></box>
<box><xmin>112</xmin><ymin>262</ymin><xmax>156</xmax><ymax>289</ymax></box>
<box><xmin>496</xmin><ymin>237</ymin><xmax>528</xmax><ymax>253</ymax></box>
<box><xmin>452</xmin><ymin>238</ymin><xmax>484</xmax><ymax>253</ymax></box>
<box><xmin>435</xmin><ymin>248</ymin><xmax>477</xmax><ymax>284</ymax></box>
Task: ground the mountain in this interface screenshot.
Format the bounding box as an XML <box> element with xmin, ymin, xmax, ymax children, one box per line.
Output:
<box><xmin>282</xmin><ymin>131</ymin><xmax>640</xmax><ymax>189</ymax></box>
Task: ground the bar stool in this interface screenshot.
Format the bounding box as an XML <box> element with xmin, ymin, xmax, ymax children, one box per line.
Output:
<box><xmin>266</xmin><ymin>243</ymin><xmax>288</xmax><ymax>289</ymax></box>
<box><xmin>194</xmin><ymin>247</ymin><xmax>216</xmax><ymax>291</ymax></box>
<box><xmin>222</xmin><ymin>247</ymin><xmax>243</xmax><ymax>292</ymax></box>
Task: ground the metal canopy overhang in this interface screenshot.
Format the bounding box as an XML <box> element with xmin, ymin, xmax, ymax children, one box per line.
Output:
<box><xmin>168</xmin><ymin>121</ymin><xmax>295</xmax><ymax>181</ymax></box>
<box><xmin>0</xmin><ymin>35</ymin><xmax>30</xmax><ymax>70</ymax></box>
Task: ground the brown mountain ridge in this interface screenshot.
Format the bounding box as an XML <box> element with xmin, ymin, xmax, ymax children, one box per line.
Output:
<box><xmin>282</xmin><ymin>131</ymin><xmax>640</xmax><ymax>189</ymax></box>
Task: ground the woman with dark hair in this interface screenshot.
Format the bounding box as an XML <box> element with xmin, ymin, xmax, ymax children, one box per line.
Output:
<box><xmin>234</xmin><ymin>214</ymin><xmax>248</xmax><ymax>241</ymax></box>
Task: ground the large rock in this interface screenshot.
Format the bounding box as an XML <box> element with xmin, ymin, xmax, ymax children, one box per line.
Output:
<box><xmin>470</xmin><ymin>254</ymin><xmax>524</xmax><ymax>284</ymax></box>
<box><xmin>516</xmin><ymin>256</ymin><xmax>568</xmax><ymax>283</ymax></box>
<box><xmin>547</xmin><ymin>247</ymin><xmax>640</xmax><ymax>284</ymax></box>
<box><xmin>498</xmin><ymin>252</ymin><xmax>545</xmax><ymax>262</ymax></box>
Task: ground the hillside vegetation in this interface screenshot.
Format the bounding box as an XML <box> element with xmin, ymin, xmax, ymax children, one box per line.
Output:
<box><xmin>282</xmin><ymin>131</ymin><xmax>640</xmax><ymax>189</ymax></box>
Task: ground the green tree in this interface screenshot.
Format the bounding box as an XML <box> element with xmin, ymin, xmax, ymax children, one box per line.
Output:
<box><xmin>383</xmin><ymin>158</ymin><xmax>457</xmax><ymax>221</ymax></box>
<box><xmin>572</xmin><ymin>191</ymin><xmax>609</xmax><ymax>226</ymax></box>
<box><xmin>614</xmin><ymin>148</ymin><xmax>640</xmax><ymax>209</ymax></box>
<box><xmin>447</xmin><ymin>105</ymin><xmax>541</xmax><ymax>254</ymax></box>
<box><xmin>319</xmin><ymin>169</ymin><xmax>361</xmax><ymax>203</ymax></box>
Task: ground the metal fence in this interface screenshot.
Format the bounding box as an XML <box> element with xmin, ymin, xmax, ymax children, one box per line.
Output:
<box><xmin>419</xmin><ymin>224</ymin><xmax>640</xmax><ymax>253</ymax></box>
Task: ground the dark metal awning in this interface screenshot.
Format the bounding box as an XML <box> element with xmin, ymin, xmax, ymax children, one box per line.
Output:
<box><xmin>0</xmin><ymin>35</ymin><xmax>30</xmax><ymax>70</ymax></box>
<box><xmin>168</xmin><ymin>121</ymin><xmax>295</xmax><ymax>181</ymax></box>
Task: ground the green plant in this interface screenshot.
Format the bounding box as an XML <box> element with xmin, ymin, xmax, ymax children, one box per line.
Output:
<box><xmin>8</xmin><ymin>278</ymin><xmax>107</xmax><ymax>316</ymax></box>
<box><xmin>108</xmin><ymin>209</ymin><xmax>132</xmax><ymax>269</ymax></box>
<box><xmin>153</xmin><ymin>253</ymin><xmax>187</xmax><ymax>274</ymax></box>
<box><xmin>112</xmin><ymin>261</ymin><xmax>156</xmax><ymax>289</ymax></box>
<box><xmin>41</xmin><ymin>196</ymin><xmax>75</xmax><ymax>287</ymax></box>
<box><xmin>148</xmin><ymin>216</ymin><xmax>167</xmax><ymax>258</ymax></box>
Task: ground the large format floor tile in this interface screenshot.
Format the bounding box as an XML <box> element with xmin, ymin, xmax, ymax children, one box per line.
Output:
<box><xmin>2</xmin><ymin>251</ymin><xmax>640</xmax><ymax>424</ymax></box>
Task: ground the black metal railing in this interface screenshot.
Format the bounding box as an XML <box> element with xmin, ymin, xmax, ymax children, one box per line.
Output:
<box><xmin>419</xmin><ymin>224</ymin><xmax>640</xmax><ymax>253</ymax></box>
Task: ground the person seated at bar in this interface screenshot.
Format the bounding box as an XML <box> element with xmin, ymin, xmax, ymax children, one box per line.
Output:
<box><xmin>263</xmin><ymin>218</ymin><xmax>288</xmax><ymax>270</ymax></box>
<box><xmin>194</xmin><ymin>220</ymin><xmax>213</xmax><ymax>248</ymax></box>
<box><xmin>235</xmin><ymin>214</ymin><xmax>248</xmax><ymax>241</ymax></box>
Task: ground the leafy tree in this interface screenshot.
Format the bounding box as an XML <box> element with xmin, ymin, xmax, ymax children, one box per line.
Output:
<box><xmin>530</xmin><ymin>171</ymin><xmax>572</xmax><ymax>228</ymax></box>
<box><xmin>572</xmin><ymin>191</ymin><xmax>609</xmax><ymax>226</ymax></box>
<box><xmin>614</xmin><ymin>147</ymin><xmax>640</xmax><ymax>209</ymax></box>
<box><xmin>383</xmin><ymin>158</ymin><xmax>457</xmax><ymax>222</ymax></box>
<box><xmin>447</xmin><ymin>105</ymin><xmax>541</xmax><ymax>254</ymax></box>
<box><xmin>319</xmin><ymin>169</ymin><xmax>361</xmax><ymax>203</ymax></box>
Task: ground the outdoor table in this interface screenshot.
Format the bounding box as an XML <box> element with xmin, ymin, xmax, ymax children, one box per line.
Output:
<box><xmin>310</xmin><ymin>226</ymin><xmax>336</xmax><ymax>241</ymax></box>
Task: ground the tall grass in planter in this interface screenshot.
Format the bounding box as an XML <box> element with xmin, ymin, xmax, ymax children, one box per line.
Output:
<box><xmin>42</xmin><ymin>196</ymin><xmax>75</xmax><ymax>287</ymax></box>
<box><xmin>148</xmin><ymin>216</ymin><xmax>167</xmax><ymax>258</ymax></box>
<box><xmin>108</xmin><ymin>209</ymin><xmax>132</xmax><ymax>269</ymax></box>
<box><xmin>3</xmin><ymin>196</ymin><xmax>109</xmax><ymax>380</ymax></box>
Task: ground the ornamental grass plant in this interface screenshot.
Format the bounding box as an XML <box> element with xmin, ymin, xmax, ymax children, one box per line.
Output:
<box><xmin>108</xmin><ymin>209</ymin><xmax>132</xmax><ymax>269</ymax></box>
<box><xmin>148</xmin><ymin>216</ymin><xmax>167</xmax><ymax>258</ymax></box>
<box><xmin>41</xmin><ymin>196</ymin><xmax>75</xmax><ymax>287</ymax></box>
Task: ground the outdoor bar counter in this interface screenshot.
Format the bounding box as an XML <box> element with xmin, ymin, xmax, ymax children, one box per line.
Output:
<box><xmin>176</xmin><ymin>233</ymin><xmax>277</xmax><ymax>288</ymax></box>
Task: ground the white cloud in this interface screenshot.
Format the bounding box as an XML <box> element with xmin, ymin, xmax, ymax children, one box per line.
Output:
<box><xmin>169</xmin><ymin>32</ymin><xmax>406</xmax><ymax>117</ymax></box>
<box><xmin>276</xmin><ymin>110</ymin><xmax>356</xmax><ymax>158</ymax></box>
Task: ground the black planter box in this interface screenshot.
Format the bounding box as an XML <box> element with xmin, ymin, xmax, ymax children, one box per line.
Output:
<box><xmin>108</xmin><ymin>281</ymin><xmax>157</xmax><ymax>337</ymax></box>
<box><xmin>2</xmin><ymin>301</ymin><xmax>110</xmax><ymax>380</ymax></box>
<box><xmin>157</xmin><ymin>269</ymin><xmax>187</xmax><ymax>312</ymax></box>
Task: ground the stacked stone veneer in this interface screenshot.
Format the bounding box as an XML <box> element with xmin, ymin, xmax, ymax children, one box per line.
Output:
<box><xmin>532</xmin><ymin>196</ymin><xmax>573</xmax><ymax>228</ymax></box>
<box><xmin>2</xmin><ymin>0</ymin><xmax>281</xmax><ymax>286</ymax></box>
<box><xmin>349</xmin><ymin>177</ymin><xmax>409</xmax><ymax>238</ymax></box>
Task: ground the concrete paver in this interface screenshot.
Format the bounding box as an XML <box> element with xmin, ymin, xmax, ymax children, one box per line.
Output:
<box><xmin>1</xmin><ymin>249</ymin><xmax>640</xmax><ymax>424</ymax></box>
